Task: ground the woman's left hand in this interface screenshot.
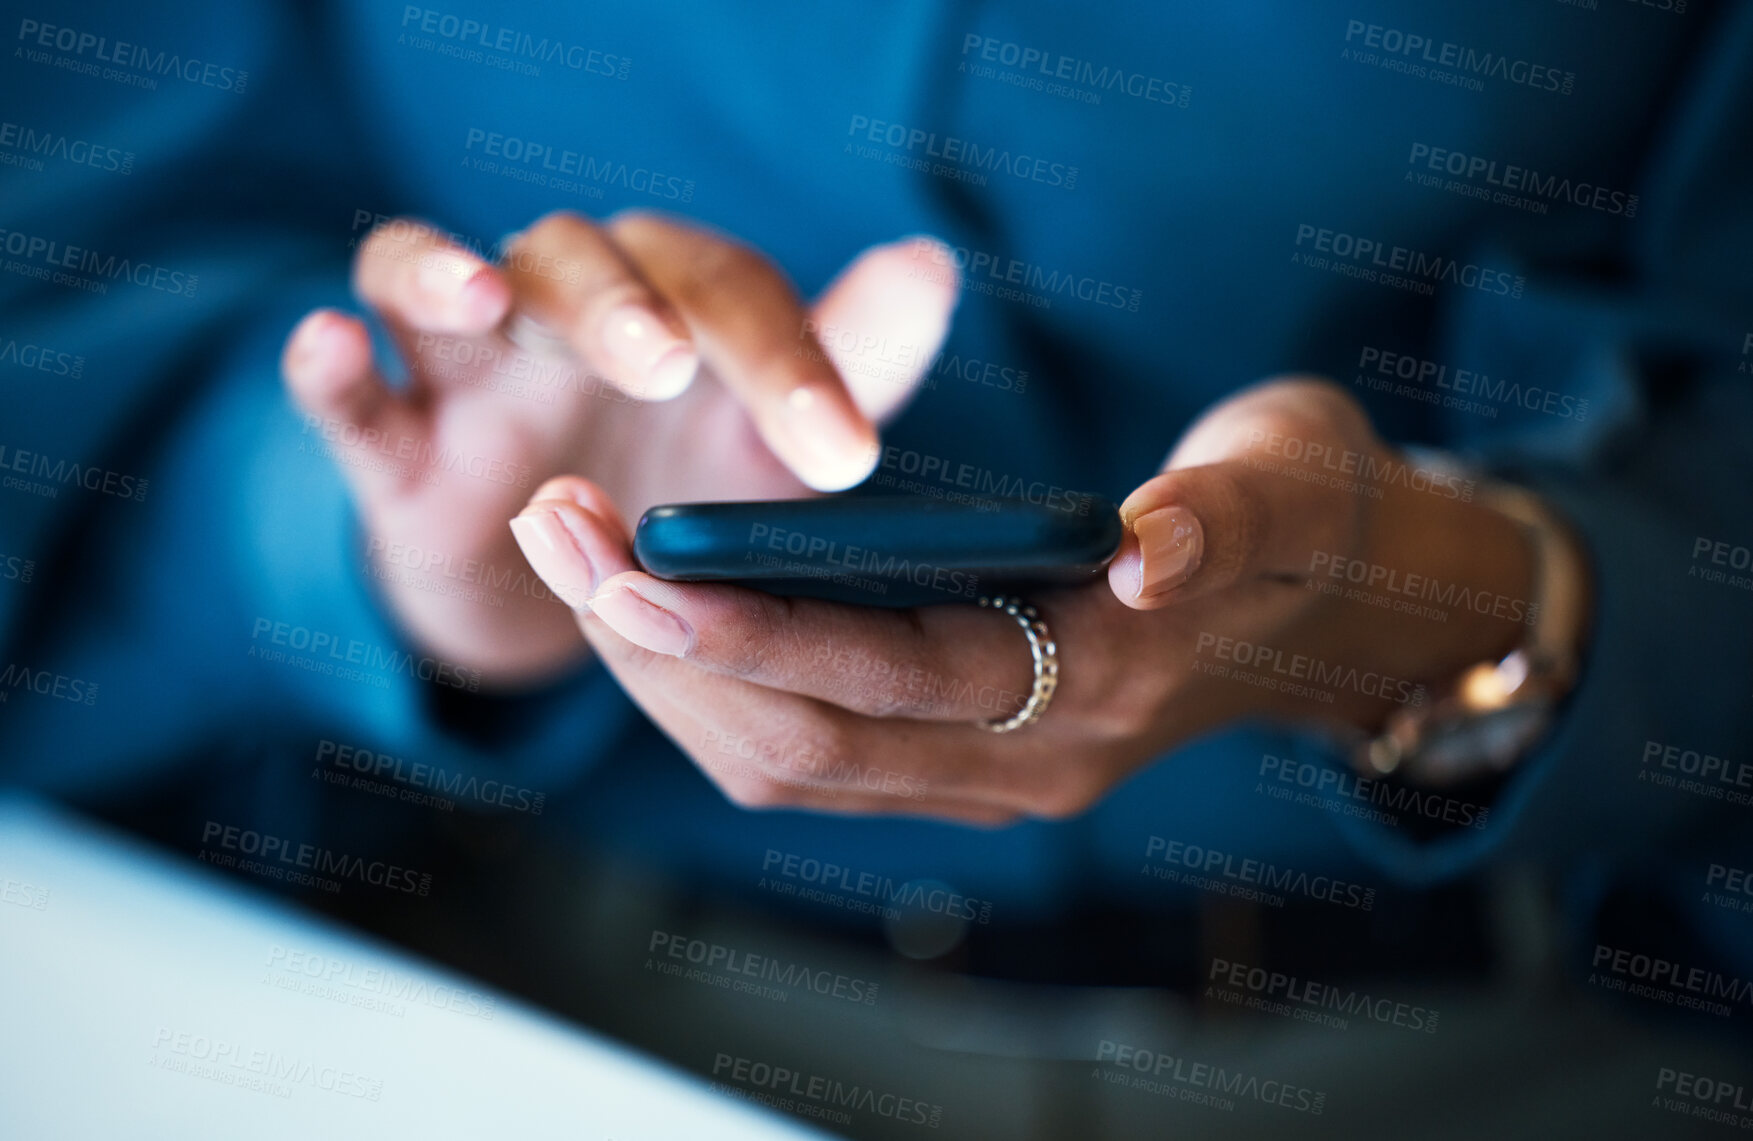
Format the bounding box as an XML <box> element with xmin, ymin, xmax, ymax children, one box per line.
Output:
<box><xmin>511</xmin><ymin>377</ymin><xmax>1540</xmax><ymax>824</ymax></box>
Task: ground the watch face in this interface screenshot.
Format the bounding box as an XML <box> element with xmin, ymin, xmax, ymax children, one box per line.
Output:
<box><xmin>1420</xmin><ymin>703</ymin><xmax>1552</xmax><ymax>781</ymax></box>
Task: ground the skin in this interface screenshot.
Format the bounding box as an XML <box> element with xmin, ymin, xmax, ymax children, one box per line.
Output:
<box><xmin>285</xmin><ymin>212</ymin><xmax>1559</xmax><ymax>825</ymax></box>
<box><xmin>283</xmin><ymin>211</ymin><xmax>956</xmax><ymax>684</ymax></box>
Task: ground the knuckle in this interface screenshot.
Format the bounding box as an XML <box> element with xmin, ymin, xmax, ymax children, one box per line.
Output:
<box><xmin>1223</xmin><ymin>467</ymin><xmax>1269</xmax><ymax>540</ymax></box>
<box><xmin>683</xmin><ymin>235</ymin><xmax>761</xmax><ymax>291</ymax></box>
<box><xmin>715</xmin><ymin>597</ymin><xmax>792</xmax><ymax>680</ymax></box>
<box><xmin>1213</xmin><ymin>468</ymin><xmax>1269</xmax><ymax>581</ymax></box>
<box><xmin>716</xmin><ymin>772</ymin><xmax>794</xmax><ymax>811</ymax></box>
<box><xmin>793</xmin><ymin>722</ymin><xmax>849</xmax><ymax>779</ymax></box>
<box><xmin>1264</xmin><ymin>376</ymin><xmax>1376</xmax><ymax>440</ymax></box>
<box><xmin>751</xmin><ymin>338</ymin><xmax>823</xmax><ymax>391</ymax></box>
<box><xmin>809</xmin><ymin>637</ymin><xmax>941</xmax><ymax>719</ymax></box>
<box><xmin>1080</xmin><ymin>683</ymin><xmax>1152</xmax><ymax>742</ymax></box>
<box><xmin>359</xmin><ymin>216</ymin><xmax>428</xmax><ymax>256</ymax></box>
<box><xmin>719</xmin><ymin>633</ymin><xmax>775</xmax><ymax>682</ymax></box>
<box><xmin>1028</xmin><ymin>773</ymin><xmax>1105</xmax><ymax>820</ymax></box>
<box><xmin>805</xmin><ymin>724</ymin><xmax>846</xmax><ymax>770</ymax></box>
<box><xmin>360</xmin><ymin>218</ymin><xmax>443</xmax><ymax>272</ymax></box>
<box><xmin>357</xmin><ymin>220</ymin><xmax>485</xmax><ymax>315</ymax></box>
<box><xmin>604</xmin><ymin>208</ymin><xmax>672</xmax><ymax>243</ymax></box>
<box><xmin>1302</xmin><ymin>378</ymin><xmax>1367</xmax><ymax>423</ymax></box>
<box><xmin>654</xmin><ymin>235</ymin><xmax>779</xmax><ymax>328</ymax></box>
<box><xmin>525</xmin><ymin>209</ymin><xmax>589</xmax><ymax>244</ymax></box>
<box><xmin>858</xmin><ymin>683</ymin><xmax>932</xmax><ymax>720</ymax></box>
<box><xmin>834</xmin><ymin>670</ymin><xmax>926</xmax><ymax>719</ymax></box>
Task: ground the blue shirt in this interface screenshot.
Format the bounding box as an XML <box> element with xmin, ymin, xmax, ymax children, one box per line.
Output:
<box><xmin>3</xmin><ymin>1</ymin><xmax>1751</xmax><ymax>949</ymax></box>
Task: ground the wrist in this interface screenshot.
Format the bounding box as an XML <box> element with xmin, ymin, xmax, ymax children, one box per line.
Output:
<box><xmin>1357</xmin><ymin>458</ymin><xmax>1593</xmax><ymax>783</ymax></box>
<box><xmin>1396</xmin><ymin>491</ymin><xmax>1540</xmax><ymax>678</ymax></box>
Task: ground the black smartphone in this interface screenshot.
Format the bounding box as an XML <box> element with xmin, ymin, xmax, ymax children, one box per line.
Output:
<box><xmin>633</xmin><ymin>495</ymin><xmax>1123</xmax><ymax>607</ymax></box>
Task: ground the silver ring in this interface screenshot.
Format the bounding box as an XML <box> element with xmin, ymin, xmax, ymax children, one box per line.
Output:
<box><xmin>974</xmin><ymin>595</ymin><xmax>1058</xmax><ymax>733</ymax></box>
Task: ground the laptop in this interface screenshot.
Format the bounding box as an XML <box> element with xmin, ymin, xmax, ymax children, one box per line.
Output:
<box><xmin>0</xmin><ymin>796</ymin><xmax>835</xmax><ymax>1140</ymax></box>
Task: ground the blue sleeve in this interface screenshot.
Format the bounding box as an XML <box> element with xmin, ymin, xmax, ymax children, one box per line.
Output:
<box><xmin>0</xmin><ymin>0</ymin><xmax>632</xmax><ymax>818</ymax></box>
<box><xmin>1321</xmin><ymin>5</ymin><xmax>1753</xmax><ymax>885</ymax></box>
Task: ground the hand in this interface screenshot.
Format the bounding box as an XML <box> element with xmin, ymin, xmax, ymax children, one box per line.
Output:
<box><xmin>281</xmin><ymin>213</ymin><xmax>958</xmax><ymax>685</ymax></box>
<box><xmin>511</xmin><ymin>378</ymin><xmax>1544</xmax><ymax>824</ymax></box>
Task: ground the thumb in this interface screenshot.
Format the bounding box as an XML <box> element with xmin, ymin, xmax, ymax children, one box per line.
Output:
<box><xmin>809</xmin><ymin>236</ymin><xmax>961</xmax><ymax>424</ymax></box>
<box><xmin>1109</xmin><ymin>378</ymin><xmax>1377</xmax><ymax>610</ymax></box>
<box><xmin>1107</xmin><ymin>456</ymin><xmax>1359</xmax><ymax>611</ymax></box>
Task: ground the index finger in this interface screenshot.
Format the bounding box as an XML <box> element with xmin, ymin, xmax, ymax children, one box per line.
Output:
<box><xmin>585</xmin><ymin>567</ymin><xmax>1052</xmax><ymax>724</ymax></box>
<box><xmin>353</xmin><ymin>217</ymin><xmax>510</xmax><ymax>335</ymax></box>
<box><xmin>500</xmin><ymin>211</ymin><xmax>700</xmax><ymax>401</ymax></box>
<box><xmin>607</xmin><ymin>211</ymin><xmax>880</xmax><ymax>492</ymax></box>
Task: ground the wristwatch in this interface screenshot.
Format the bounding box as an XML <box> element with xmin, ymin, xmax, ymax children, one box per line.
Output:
<box><xmin>1353</xmin><ymin>457</ymin><xmax>1592</xmax><ymax>787</ymax></box>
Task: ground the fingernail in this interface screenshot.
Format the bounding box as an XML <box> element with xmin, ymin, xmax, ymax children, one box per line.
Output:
<box><xmin>503</xmin><ymin>312</ymin><xmax>572</xmax><ymax>359</ymax></box>
<box><xmin>415</xmin><ymin>250</ymin><xmax>480</xmax><ymax>297</ymax></box>
<box><xmin>509</xmin><ymin>509</ymin><xmax>598</xmax><ymax>610</ymax></box>
<box><xmin>529</xmin><ymin>477</ymin><xmax>591</xmax><ymax>506</ymax></box>
<box><xmin>1134</xmin><ymin>507</ymin><xmax>1203</xmax><ymax>599</ymax></box>
<box><xmin>783</xmin><ymin>385</ymin><xmax>879</xmax><ymax>492</ymax></box>
<box><xmin>287</xmin><ymin>313</ymin><xmax>339</xmax><ymax>375</ymax></box>
<box><xmin>589</xmin><ymin>584</ymin><xmax>694</xmax><ymax>657</ymax></box>
<box><xmin>455</xmin><ymin>267</ymin><xmax>507</xmax><ymax>327</ymax></box>
<box><xmin>600</xmin><ymin>304</ymin><xmax>697</xmax><ymax>399</ymax></box>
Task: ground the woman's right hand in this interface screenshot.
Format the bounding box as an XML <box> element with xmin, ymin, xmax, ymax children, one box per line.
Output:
<box><xmin>280</xmin><ymin>211</ymin><xmax>958</xmax><ymax>686</ymax></box>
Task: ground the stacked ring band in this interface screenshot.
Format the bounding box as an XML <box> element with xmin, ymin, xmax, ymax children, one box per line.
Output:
<box><xmin>974</xmin><ymin>595</ymin><xmax>1058</xmax><ymax>734</ymax></box>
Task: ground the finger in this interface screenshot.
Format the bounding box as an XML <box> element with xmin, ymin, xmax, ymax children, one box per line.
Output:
<box><xmin>507</xmin><ymin>490</ymin><xmax>1045</xmax><ymax>815</ymax></box>
<box><xmin>590</xmin><ymin>618</ymin><xmax>1079</xmax><ymax>815</ymax></box>
<box><xmin>1106</xmin><ymin>493</ymin><xmax>1206</xmax><ymax>612</ymax></box>
<box><xmin>505</xmin><ymin>488</ymin><xmax>1018</xmax><ymax>819</ymax></box>
<box><xmin>601</xmin><ymin>636</ymin><xmax>1018</xmax><ymax>821</ymax></box>
<box><xmin>353</xmin><ymin>218</ymin><xmax>511</xmax><ymax>336</ymax></box>
<box><xmin>530</xmin><ymin>494</ymin><xmax>1039</xmax><ymax>722</ymax></box>
<box><xmin>608</xmin><ymin>211</ymin><xmax>879</xmax><ymax>492</ymax></box>
<box><xmin>1110</xmin><ymin>378</ymin><xmax>1377</xmax><ymax>610</ymax></box>
<box><xmin>522</xmin><ymin>475</ymin><xmax>634</xmax><ymax>547</ymax></box>
<box><xmin>590</xmin><ymin>570</ymin><xmax>1042</xmax><ymax>723</ymax></box>
<box><xmin>505</xmin><ymin>476</ymin><xmax>635</xmax><ymax>611</ymax></box>
<box><xmin>583</xmin><ymin>607</ymin><xmax>1028</xmax><ymax>819</ymax></box>
<box><xmin>281</xmin><ymin>309</ymin><xmax>428</xmax><ymax>501</ymax></box>
<box><xmin>501</xmin><ymin>211</ymin><xmax>699</xmax><ymax>401</ymax></box>
<box><xmin>1164</xmin><ymin>375</ymin><xmax>1379</xmax><ymax>470</ymax></box>
<box><xmin>808</xmin><ymin>236</ymin><xmax>961</xmax><ymax>424</ymax></box>
<box><xmin>1108</xmin><ymin>456</ymin><xmax>1356</xmax><ymax>610</ymax></box>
